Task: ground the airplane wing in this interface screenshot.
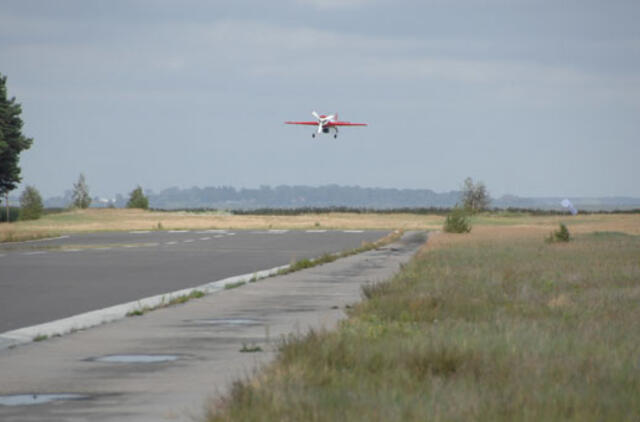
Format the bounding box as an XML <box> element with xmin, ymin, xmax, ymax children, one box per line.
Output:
<box><xmin>327</xmin><ymin>122</ymin><xmax>368</xmax><ymax>127</ymax></box>
<box><xmin>284</xmin><ymin>121</ymin><xmax>319</xmax><ymax>126</ymax></box>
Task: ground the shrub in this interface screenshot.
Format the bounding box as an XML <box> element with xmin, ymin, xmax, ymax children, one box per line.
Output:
<box><xmin>443</xmin><ymin>207</ymin><xmax>472</xmax><ymax>233</ymax></box>
<box><xmin>546</xmin><ymin>223</ymin><xmax>570</xmax><ymax>243</ymax></box>
<box><xmin>19</xmin><ymin>185</ymin><xmax>44</xmax><ymax>220</ymax></box>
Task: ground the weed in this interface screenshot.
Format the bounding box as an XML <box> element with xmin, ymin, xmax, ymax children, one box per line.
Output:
<box><xmin>126</xmin><ymin>307</ymin><xmax>150</xmax><ymax>317</ymax></box>
<box><xmin>126</xmin><ymin>290</ymin><xmax>206</xmax><ymax>316</ymax></box>
<box><xmin>225</xmin><ymin>281</ymin><xmax>246</xmax><ymax>290</ymax></box>
<box><xmin>240</xmin><ymin>343</ymin><xmax>263</xmax><ymax>353</ymax></box>
<box><xmin>33</xmin><ymin>334</ymin><xmax>48</xmax><ymax>342</ymax></box>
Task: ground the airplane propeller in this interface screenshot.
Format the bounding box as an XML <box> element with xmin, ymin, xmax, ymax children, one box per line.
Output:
<box><xmin>311</xmin><ymin>111</ymin><xmax>335</xmax><ymax>134</ymax></box>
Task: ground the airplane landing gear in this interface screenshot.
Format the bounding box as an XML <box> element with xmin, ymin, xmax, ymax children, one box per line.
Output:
<box><xmin>312</xmin><ymin>133</ymin><xmax>315</xmax><ymax>138</ymax></box>
<box><xmin>334</xmin><ymin>134</ymin><xmax>337</xmax><ymax>139</ymax></box>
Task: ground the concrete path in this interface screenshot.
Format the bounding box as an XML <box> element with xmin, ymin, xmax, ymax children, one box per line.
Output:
<box><xmin>0</xmin><ymin>232</ymin><xmax>426</xmax><ymax>422</ymax></box>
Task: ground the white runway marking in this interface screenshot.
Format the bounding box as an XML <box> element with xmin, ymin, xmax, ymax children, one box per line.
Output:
<box><xmin>226</xmin><ymin>233</ymin><xmax>236</xmax><ymax>236</ymax></box>
<box><xmin>197</xmin><ymin>229</ymin><xmax>227</xmax><ymax>234</ymax></box>
<box><xmin>306</xmin><ymin>230</ymin><xmax>327</xmax><ymax>233</ymax></box>
<box><xmin>130</xmin><ymin>231</ymin><xmax>150</xmax><ymax>234</ymax></box>
<box><xmin>64</xmin><ymin>249</ymin><xmax>81</xmax><ymax>252</ymax></box>
<box><xmin>93</xmin><ymin>247</ymin><xmax>112</xmax><ymax>251</ymax></box>
<box><xmin>214</xmin><ymin>235</ymin><xmax>224</xmax><ymax>238</ymax></box>
<box><xmin>343</xmin><ymin>230</ymin><xmax>364</xmax><ymax>233</ymax></box>
<box><xmin>183</xmin><ymin>239</ymin><xmax>195</xmax><ymax>243</ymax></box>
<box><xmin>199</xmin><ymin>237</ymin><xmax>211</xmax><ymax>240</ymax></box>
<box><xmin>165</xmin><ymin>241</ymin><xmax>177</xmax><ymax>245</ymax></box>
<box><xmin>23</xmin><ymin>251</ymin><xmax>47</xmax><ymax>256</ymax></box>
<box><xmin>123</xmin><ymin>245</ymin><xmax>139</xmax><ymax>248</ymax></box>
<box><xmin>268</xmin><ymin>230</ymin><xmax>289</xmax><ymax>234</ymax></box>
<box><xmin>169</xmin><ymin>230</ymin><xmax>189</xmax><ymax>233</ymax></box>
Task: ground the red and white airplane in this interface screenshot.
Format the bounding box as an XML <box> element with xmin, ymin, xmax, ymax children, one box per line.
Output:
<box><xmin>285</xmin><ymin>111</ymin><xmax>367</xmax><ymax>138</ymax></box>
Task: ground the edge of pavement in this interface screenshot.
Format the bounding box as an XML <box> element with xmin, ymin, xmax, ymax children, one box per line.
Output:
<box><xmin>0</xmin><ymin>264</ymin><xmax>289</xmax><ymax>351</ymax></box>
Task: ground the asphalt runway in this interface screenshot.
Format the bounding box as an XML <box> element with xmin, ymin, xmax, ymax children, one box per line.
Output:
<box><xmin>0</xmin><ymin>229</ymin><xmax>387</xmax><ymax>333</ymax></box>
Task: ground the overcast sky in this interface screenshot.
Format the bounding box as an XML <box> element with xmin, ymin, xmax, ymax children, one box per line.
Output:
<box><xmin>1</xmin><ymin>0</ymin><xmax>639</xmax><ymax>199</ymax></box>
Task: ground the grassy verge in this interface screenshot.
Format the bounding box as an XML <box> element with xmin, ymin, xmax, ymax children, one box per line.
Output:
<box><xmin>206</xmin><ymin>223</ymin><xmax>640</xmax><ymax>421</ymax></box>
<box><xmin>0</xmin><ymin>230</ymin><xmax>61</xmax><ymax>243</ymax></box>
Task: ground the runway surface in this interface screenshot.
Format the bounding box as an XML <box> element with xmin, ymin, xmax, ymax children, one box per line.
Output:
<box><xmin>0</xmin><ymin>229</ymin><xmax>387</xmax><ymax>333</ymax></box>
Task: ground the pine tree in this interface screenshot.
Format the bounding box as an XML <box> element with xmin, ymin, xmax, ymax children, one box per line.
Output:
<box><xmin>72</xmin><ymin>173</ymin><xmax>91</xmax><ymax>209</ymax></box>
<box><xmin>0</xmin><ymin>74</ymin><xmax>33</xmax><ymax>197</ymax></box>
<box><xmin>127</xmin><ymin>186</ymin><xmax>149</xmax><ymax>209</ymax></box>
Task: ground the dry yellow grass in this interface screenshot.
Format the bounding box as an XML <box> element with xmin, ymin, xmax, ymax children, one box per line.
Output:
<box><xmin>1</xmin><ymin>208</ymin><xmax>638</xmax><ymax>243</ymax></box>
<box><xmin>422</xmin><ymin>212</ymin><xmax>640</xmax><ymax>255</ymax></box>
<box><xmin>0</xmin><ymin>208</ymin><xmax>444</xmax><ymax>242</ymax></box>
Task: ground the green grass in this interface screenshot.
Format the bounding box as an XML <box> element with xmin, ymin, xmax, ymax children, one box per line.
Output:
<box><xmin>224</xmin><ymin>281</ymin><xmax>246</xmax><ymax>290</ymax></box>
<box><xmin>206</xmin><ymin>229</ymin><xmax>640</xmax><ymax>421</ymax></box>
<box><xmin>33</xmin><ymin>334</ymin><xmax>48</xmax><ymax>342</ymax></box>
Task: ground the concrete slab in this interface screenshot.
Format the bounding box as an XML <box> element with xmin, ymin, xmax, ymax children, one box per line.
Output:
<box><xmin>0</xmin><ymin>232</ymin><xmax>426</xmax><ymax>422</ymax></box>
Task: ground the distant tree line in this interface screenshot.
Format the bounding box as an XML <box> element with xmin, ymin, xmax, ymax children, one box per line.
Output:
<box><xmin>124</xmin><ymin>185</ymin><xmax>462</xmax><ymax>210</ymax></box>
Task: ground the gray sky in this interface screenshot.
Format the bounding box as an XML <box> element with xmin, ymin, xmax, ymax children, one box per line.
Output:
<box><xmin>2</xmin><ymin>0</ymin><xmax>639</xmax><ymax>199</ymax></box>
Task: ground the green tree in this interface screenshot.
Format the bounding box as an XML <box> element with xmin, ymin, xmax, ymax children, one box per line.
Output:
<box><xmin>0</xmin><ymin>74</ymin><xmax>33</xmax><ymax>220</ymax></box>
<box><xmin>72</xmin><ymin>173</ymin><xmax>91</xmax><ymax>209</ymax></box>
<box><xmin>127</xmin><ymin>186</ymin><xmax>149</xmax><ymax>209</ymax></box>
<box><xmin>19</xmin><ymin>185</ymin><xmax>44</xmax><ymax>220</ymax></box>
<box><xmin>461</xmin><ymin>177</ymin><xmax>491</xmax><ymax>213</ymax></box>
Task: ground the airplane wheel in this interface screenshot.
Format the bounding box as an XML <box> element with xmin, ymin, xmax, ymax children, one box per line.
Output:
<box><xmin>312</xmin><ymin>134</ymin><xmax>315</xmax><ymax>138</ymax></box>
<box><xmin>334</xmin><ymin>135</ymin><xmax>337</xmax><ymax>139</ymax></box>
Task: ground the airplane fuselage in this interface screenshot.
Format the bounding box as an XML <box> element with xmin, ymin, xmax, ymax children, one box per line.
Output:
<box><xmin>285</xmin><ymin>111</ymin><xmax>368</xmax><ymax>139</ymax></box>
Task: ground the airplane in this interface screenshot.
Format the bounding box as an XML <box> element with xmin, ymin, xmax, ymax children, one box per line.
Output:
<box><xmin>285</xmin><ymin>111</ymin><xmax>367</xmax><ymax>138</ymax></box>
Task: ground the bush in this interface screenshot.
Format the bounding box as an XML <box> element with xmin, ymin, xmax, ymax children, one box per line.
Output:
<box><xmin>127</xmin><ymin>186</ymin><xmax>149</xmax><ymax>210</ymax></box>
<box><xmin>443</xmin><ymin>207</ymin><xmax>472</xmax><ymax>233</ymax></box>
<box><xmin>19</xmin><ymin>185</ymin><xmax>44</xmax><ymax>220</ymax></box>
<box><xmin>546</xmin><ymin>223</ymin><xmax>570</xmax><ymax>243</ymax></box>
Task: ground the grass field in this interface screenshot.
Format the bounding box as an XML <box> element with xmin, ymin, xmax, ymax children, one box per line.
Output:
<box><xmin>0</xmin><ymin>208</ymin><xmax>442</xmax><ymax>242</ymax></box>
<box><xmin>2</xmin><ymin>208</ymin><xmax>639</xmax><ymax>243</ymax></box>
<box><xmin>205</xmin><ymin>215</ymin><xmax>640</xmax><ymax>421</ymax></box>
